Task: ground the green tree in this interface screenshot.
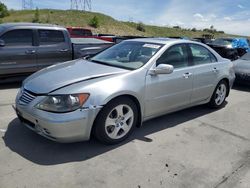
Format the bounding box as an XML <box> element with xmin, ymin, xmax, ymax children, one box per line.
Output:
<box><xmin>32</xmin><ymin>7</ymin><xmax>40</xmax><ymax>23</ymax></box>
<box><xmin>89</xmin><ymin>16</ymin><xmax>100</xmax><ymax>28</ymax></box>
<box><xmin>0</xmin><ymin>2</ymin><xmax>9</xmax><ymax>18</ymax></box>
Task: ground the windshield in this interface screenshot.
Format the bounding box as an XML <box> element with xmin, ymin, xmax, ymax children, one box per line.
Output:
<box><xmin>240</xmin><ymin>52</ymin><xmax>250</xmax><ymax>61</ymax></box>
<box><xmin>90</xmin><ymin>41</ymin><xmax>163</xmax><ymax>70</ymax></box>
<box><xmin>212</xmin><ymin>38</ymin><xmax>233</xmax><ymax>46</ymax></box>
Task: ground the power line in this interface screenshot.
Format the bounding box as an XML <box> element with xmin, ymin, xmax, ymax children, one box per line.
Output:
<box><xmin>22</xmin><ymin>0</ymin><xmax>33</xmax><ymax>10</ymax></box>
<box><xmin>70</xmin><ymin>0</ymin><xmax>91</xmax><ymax>11</ymax></box>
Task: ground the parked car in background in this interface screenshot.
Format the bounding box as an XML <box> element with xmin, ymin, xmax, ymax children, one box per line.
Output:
<box><xmin>0</xmin><ymin>23</ymin><xmax>113</xmax><ymax>82</ymax></box>
<box><xmin>67</xmin><ymin>27</ymin><xmax>114</xmax><ymax>42</ymax></box>
<box><xmin>15</xmin><ymin>38</ymin><xmax>235</xmax><ymax>144</ymax></box>
<box><xmin>233</xmin><ymin>52</ymin><xmax>250</xmax><ymax>84</ymax></box>
<box><xmin>192</xmin><ymin>37</ymin><xmax>212</xmax><ymax>44</ymax></box>
<box><xmin>208</xmin><ymin>38</ymin><xmax>249</xmax><ymax>61</ymax></box>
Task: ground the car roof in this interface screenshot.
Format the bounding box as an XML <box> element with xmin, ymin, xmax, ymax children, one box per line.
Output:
<box><xmin>0</xmin><ymin>22</ymin><xmax>66</xmax><ymax>30</ymax></box>
<box><xmin>126</xmin><ymin>37</ymin><xmax>192</xmax><ymax>45</ymax></box>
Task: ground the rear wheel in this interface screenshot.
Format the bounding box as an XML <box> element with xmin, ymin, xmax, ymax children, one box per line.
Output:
<box><xmin>93</xmin><ymin>97</ymin><xmax>138</xmax><ymax>144</ymax></box>
<box><xmin>208</xmin><ymin>80</ymin><xmax>228</xmax><ymax>108</ymax></box>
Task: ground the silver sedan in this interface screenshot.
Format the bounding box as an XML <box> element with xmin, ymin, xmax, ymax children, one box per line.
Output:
<box><xmin>15</xmin><ymin>38</ymin><xmax>235</xmax><ymax>144</ymax></box>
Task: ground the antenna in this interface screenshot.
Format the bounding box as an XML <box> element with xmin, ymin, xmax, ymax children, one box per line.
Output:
<box><xmin>71</xmin><ymin>0</ymin><xmax>92</xmax><ymax>11</ymax></box>
<box><xmin>22</xmin><ymin>0</ymin><xmax>33</xmax><ymax>10</ymax></box>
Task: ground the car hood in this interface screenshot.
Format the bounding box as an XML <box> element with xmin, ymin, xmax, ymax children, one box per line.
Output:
<box><xmin>24</xmin><ymin>59</ymin><xmax>129</xmax><ymax>94</ymax></box>
<box><xmin>233</xmin><ymin>59</ymin><xmax>250</xmax><ymax>74</ymax></box>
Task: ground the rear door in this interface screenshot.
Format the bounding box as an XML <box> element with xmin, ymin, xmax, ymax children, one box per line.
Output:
<box><xmin>36</xmin><ymin>29</ymin><xmax>72</xmax><ymax>69</ymax></box>
<box><xmin>0</xmin><ymin>29</ymin><xmax>36</xmax><ymax>77</ymax></box>
<box><xmin>145</xmin><ymin>44</ymin><xmax>194</xmax><ymax>117</ymax></box>
<box><xmin>188</xmin><ymin>43</ymin><xmax>219</xmax><ymax>104</ymax></box>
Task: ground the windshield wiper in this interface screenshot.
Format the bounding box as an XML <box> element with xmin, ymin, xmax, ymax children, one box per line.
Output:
<box><xmin>90</xmin><ymin>59</ymin><xmax>109</xmax><ymax>65</ymax></box>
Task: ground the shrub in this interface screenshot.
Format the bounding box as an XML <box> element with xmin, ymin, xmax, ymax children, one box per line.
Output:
<box><xmin>136</xmin><ymin>22</ymin><xmax>146</xmax><ymax>32</ymax></box>
<box><xmin>173</xmin><ymin>26</ymin><xmax>181</xmax><ymax>29</ymax></box>
<box><xmin>89</xmin><ymin>16</ymin><xmax>100</xmax><ymax>28</ymax></box>
<box><xmin>191</xmin><ymin>28</ymin><xmax>197</xmax><ymax>32</ymax></box>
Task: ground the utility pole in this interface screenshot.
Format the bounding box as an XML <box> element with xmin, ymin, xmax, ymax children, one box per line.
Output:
<box><xmin>70</xmin><ymin>0</ymin><xmax>91</xmax><ymax>11</ymax></box>
<box><xmin>22</xmin><ymin>0</ymin><xmax>33</xmax><ymax>10</ymax></box>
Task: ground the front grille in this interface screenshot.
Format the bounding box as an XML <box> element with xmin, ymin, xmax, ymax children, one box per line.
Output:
<box><xmin>19</xmin><ymin>89</ymin><xmax>36</xmax><ymax>105</ymax></box>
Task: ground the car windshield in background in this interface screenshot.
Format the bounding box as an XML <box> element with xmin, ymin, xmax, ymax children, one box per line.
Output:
<box><xmin>0</xmin><ymin>27</ymin><xmax>4</xmax><ymax>35</ymax></box>
<box><xmin>212</xmin><ymin>38</ymin><xmax>233</xmax><ymax>46</ymax></box>
<box><xmin>240</xmin><ymin>52</ymin><xmax>250</xmax><ymax>61</ymax></box>
<box><xmin>72</xmin><ymin>29</ymin><xmax>92</xmax><ymax>36</ymax></box>
<box><xmin>90</xmin><ymin>41</ymin><xmax>163</xmax><ymax>70</ymax></box>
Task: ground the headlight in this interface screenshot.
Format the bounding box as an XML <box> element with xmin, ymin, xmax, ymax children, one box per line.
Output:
<box><xmin>36</xmin><ymin>94</ymin><xmax>89</xmax><ymax>113</ymax></box>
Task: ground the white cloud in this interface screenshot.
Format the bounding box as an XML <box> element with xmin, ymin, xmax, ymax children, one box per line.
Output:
<box><xmin>193</xmin><ymin>13</ymin><xmax>217</xmax><ymax>22</ymax></box>
<box><xmin>224</xmin><ymin>17</ymin><xmax>232</xmax><ymax>21</ymax></box>
<box><xmin>237</xmin><ymin>4</ymin><xmax>244</xmax><ymax>9</ymax></box>
<box><xmin>193</xmin><ymin>13</ymin><xmax>203</xmax><ymax>19</ymax></box>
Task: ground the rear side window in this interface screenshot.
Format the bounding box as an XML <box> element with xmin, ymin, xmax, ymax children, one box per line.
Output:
<box><xmin>0</xmin><ymin>29</ymin><xmax>33</xmax><ymax>46</ymax></box>
<box><xmin>38</xmin><ymin>30</ymin><xmax>65</xmax><ymax>45</ymax></box>
<box><xmin>157</xmin><ymin>44</ymin><xmax>189</xmax><ymax>68</ymax></box>
<box><xmin>189</xmin><ymin>44</ymin><xmax>217</xmax><ymax>65</ymax></box>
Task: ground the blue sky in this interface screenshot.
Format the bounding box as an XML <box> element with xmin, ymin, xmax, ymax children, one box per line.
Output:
<box><xmin>1</xmin><ymin>0</ymin><xmax>250</xmax><ymax>36</ymax></box>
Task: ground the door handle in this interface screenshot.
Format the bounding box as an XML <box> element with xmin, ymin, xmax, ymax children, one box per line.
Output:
<box><xmin>59</xmin><ymin>49</ymin><xmax>69</xmax><ymax>52</ymax></box>
<box><xmin>212</xmin><ymin>67</ymin><xmax>219</xmax><ymax>73</ymax></box>
<box><xmin>183</xmin><ymin>72</ymin><xmax>192</xmax><ymax>79</ymax></box>
<box><xmin>25</xmin><ymin>50</ymin><xmax>36</xmax><ymax>54</ymax></box>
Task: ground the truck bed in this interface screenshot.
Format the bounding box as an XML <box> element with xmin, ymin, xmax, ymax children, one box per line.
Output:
<box><xmin>71</xmin><ymin>38</ymin><xmax>114</xmax><ymax>59</ymax></box>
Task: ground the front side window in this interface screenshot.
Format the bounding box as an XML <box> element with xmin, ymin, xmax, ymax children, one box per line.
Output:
<box><xmin>0</xmin><ymin>29</ymin><xmax>33</xmax><ymax>46</ymax></box>
<box><xmin>91</xmin><ymin>41</ymin><xmax>163</xmax><ymax>70</ymax></box>
<box><xmin>38</xmin><ymin>30</ymin><xmax>65</xmax><ymax>45</ymax></box>
<box><xmin>190</xmin><ymin>44</ymin><xmax>217</xmax><ymax>65</ymax></box>
<box><xmin>156</xmin><ymin>44</ymin><xmax>189</xmax><ymax>68</ymax></box>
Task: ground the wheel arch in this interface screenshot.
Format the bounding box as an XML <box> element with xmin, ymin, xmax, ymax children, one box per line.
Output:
<box><xmin>219</xmin><ymin>77</ymin><xmax>230</xmax><ymax>97</ymax></box>
<box><xmin>91</xmin><ymin>94</ymin><xmax>143</xmax><ymax>137</ymax></box>
<box><xmin>103</xmin><ymin>94</ymin><xmax>143</xmax><ymax>128</ymax></box>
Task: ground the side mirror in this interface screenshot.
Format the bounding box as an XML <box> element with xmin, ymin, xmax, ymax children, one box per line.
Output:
<box><xmin>149</xmin><ymin>64</ymin><xmax>174</xmax><ymax>75</ymax></box>
<box><xmin>0</xmin><ymin>39</ymin><xmax>5</xmax><ymax>47</ymax></box>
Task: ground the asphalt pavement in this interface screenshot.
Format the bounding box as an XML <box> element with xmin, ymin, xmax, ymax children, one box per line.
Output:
<box><xmin>0</xmin><ymin>83</ymin><xmax>250</xmax><ymax>188</ymax></box>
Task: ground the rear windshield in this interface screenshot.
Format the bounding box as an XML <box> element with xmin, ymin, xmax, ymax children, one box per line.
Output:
<box><xmin>212</xmin><ymin>38</ymin><xmax>233</xmax><ymax>46</ymax></box>
<box><xmin>71</xmin><ymin>29</ymin><xmax>92</xmax><ymax>36</ymax></box>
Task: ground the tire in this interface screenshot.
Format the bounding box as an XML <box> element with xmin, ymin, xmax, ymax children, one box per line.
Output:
<box><xmin>93</xmin><ymin>97</ymin><xmax>138</xmax><ymax>144</ymax></box>
<box><xmin>208</xmin><ymin>80</ymin><xmax>228</xmax><ymax>108</ymax></box>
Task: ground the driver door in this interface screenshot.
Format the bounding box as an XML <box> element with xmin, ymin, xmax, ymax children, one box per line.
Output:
<box><xmin>144</xmin><ymin>44</ymin><xmax>194</xmax><ymax>117</ymax></box>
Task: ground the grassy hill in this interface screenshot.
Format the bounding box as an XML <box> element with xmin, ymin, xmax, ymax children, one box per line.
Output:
<box><xmin>0</xmin><ymin>9</ymin><xmax>244</xmax><ymax>38</ymax></box>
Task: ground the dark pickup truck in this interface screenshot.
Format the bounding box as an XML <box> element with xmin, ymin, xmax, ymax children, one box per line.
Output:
<box><xmin>0</xmin><ymin>23</ymin><xmax>113</xmax><ymax>81</ymax></box>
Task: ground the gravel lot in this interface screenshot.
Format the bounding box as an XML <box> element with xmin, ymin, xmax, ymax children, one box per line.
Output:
<box><xmin>0</xmin><ymin>82</ymin><xmax>250</xmax><ymax>188</ymax></box>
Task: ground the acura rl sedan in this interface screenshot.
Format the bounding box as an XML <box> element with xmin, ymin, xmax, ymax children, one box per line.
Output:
<box><xmin>15</xmin><ymin>38</ymin><xmax>235</xmax><ymax>144</ymax></box>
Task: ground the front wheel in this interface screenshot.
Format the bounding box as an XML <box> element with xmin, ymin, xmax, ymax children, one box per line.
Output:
<box><xmin>93</xmin><ymin>97</ymin><xmax>138</xmax><ymax>144</ymax></box>
<box><xmin>208</xmin><ymin>80</ymin><xmax>228</xmax><ymax>108</ymax></box>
